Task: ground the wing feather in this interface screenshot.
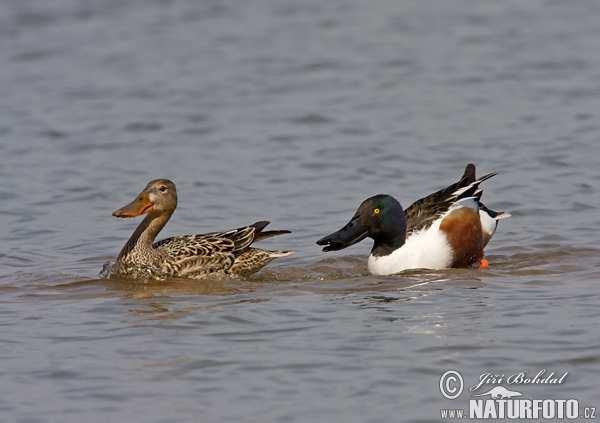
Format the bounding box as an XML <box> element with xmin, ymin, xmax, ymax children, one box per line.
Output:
<box><xmin>148</xmin><ymin>221</ymin><xmax>288</xmax><ymax>278</ymax></box>
<box><xmin>173</xmin><ymin>253</ymin><xmax>235</xmax><ymax>278</ymax></box>
<box><xmin>153</xmin><ymin>225</ymin><xmax>259</xmax><ymax>259</ymax></box>
<box><xmin>405</xmin><ymin>164</ymin><xmax>495</xmax><ymax>235</ymax></box>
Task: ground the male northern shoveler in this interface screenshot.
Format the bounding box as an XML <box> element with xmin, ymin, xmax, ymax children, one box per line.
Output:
<box><xmin>111</xmin><ymin>179</ymin><xmax>292</xmax><ymax>280</ymax></box>
<box><xmin>316</xmin><ymin>164</ymin><xmax>510</xmax><ymax>275</ymax></box>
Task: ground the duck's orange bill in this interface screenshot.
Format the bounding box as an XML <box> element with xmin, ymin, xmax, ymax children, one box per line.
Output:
<box><xmin>112</xmin><ymin>194</ymin><xmax>154</xmax><ymax>218</ymax></box>
<box><xmin>479</xmin><ymin>258</ymin><xmax>489</xmax><ymax>269</ymax></box>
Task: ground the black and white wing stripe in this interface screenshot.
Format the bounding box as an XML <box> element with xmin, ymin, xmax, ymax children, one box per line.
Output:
<box><xmin>405</xmin><ymin>164</ymin><xmax>496</xmax><ymax>235</ymax></box>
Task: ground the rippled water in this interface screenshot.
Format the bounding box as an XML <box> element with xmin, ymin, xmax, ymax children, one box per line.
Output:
<box><xmin>2</xmin><ymin>0</ymin><xmax>600</xmax><ymax>421</ymax></box>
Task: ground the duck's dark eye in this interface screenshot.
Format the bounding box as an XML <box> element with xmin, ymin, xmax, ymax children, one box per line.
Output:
<box><xmin>159</xmin><ymin>186</ymin><xmax>168</xmax><ymax>193</ymax></box>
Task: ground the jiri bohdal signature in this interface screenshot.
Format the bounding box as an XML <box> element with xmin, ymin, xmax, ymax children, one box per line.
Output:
<box><xmin>470</xmin><ymin>369</ymin><xmax>568</xmax><ymax>392</ymax></box>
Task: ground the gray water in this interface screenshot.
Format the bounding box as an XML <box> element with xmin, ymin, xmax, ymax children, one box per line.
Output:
<box><xmin>1</xmin><ymin>0</ymin><xmax>600</xmax><ymax>421</ymax></box>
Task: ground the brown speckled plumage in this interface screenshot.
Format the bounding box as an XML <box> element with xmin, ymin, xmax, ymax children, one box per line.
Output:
<box><xmin>111</xmin><ymin>179</ymin><xmax>291</xmax><ymax>281</ymax></box>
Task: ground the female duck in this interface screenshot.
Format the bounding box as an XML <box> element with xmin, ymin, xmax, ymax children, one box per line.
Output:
<box><xmin>317</xmin><ymin>164</ymin><xmax>509</xmax><ymax>275</ymax></box>
<box><xmin>111</xmin><ymin>179</ymin><xmax>291</xmax><ymax>280</ymax></box>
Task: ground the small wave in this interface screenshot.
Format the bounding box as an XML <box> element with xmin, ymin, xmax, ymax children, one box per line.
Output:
<box><xmin>2</xmin><ymin>246</ymin><xmax>598</xmax><ymax>300</ymax></box>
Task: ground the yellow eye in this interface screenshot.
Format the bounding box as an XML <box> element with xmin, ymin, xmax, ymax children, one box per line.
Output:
<box><xmin>373</xmin><ymin>208</ymin><xmax>380</xmax><ymax>215</ymax></box>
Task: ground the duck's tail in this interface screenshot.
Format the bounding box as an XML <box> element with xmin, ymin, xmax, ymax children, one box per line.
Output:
<box><xmin>264</xmin><ymin>250</ymin><xmax>294</xmax><ymax>257</ymax></box>
<box><xmin>229</xmin><ymin>248</ymin><xmax>293</xmax><ymax>277</ymax></box>
<box><xmin>250</xmin><ymin>220</ymin><xmax>292</xmax><ymax>242</ymax></box>
<box><xmin>480</xmin><ymin>203</ymin><xmax>512</xmax><ymax>220</ymax></box>
<box><xmin>249</xmin><ymin>220</ymin><xmax>294</xmax><ymax>257</ymax></box>
<box><xmin>451</xmin><ymin>163</ymin><xmax>497</xmax><ymax>200</ymax></box>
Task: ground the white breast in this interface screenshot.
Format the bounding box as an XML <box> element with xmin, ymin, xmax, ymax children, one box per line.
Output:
<box><xmin>367</xmin><ymin>219</ymin><xmax>453</xmax><ymax>276</ymax></box>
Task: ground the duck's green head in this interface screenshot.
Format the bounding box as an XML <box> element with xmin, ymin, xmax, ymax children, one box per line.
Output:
<box><xmin>317</xmin><ymin>194</ymin><xmax>407</xmax><ymax>255</ymax></box>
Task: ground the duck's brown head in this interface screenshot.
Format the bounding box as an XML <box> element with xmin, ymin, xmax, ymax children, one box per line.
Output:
<box><xmin>112</xmin><ymin>179</ymin><xmax>177</xmax><ymax>218</ymax></box>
